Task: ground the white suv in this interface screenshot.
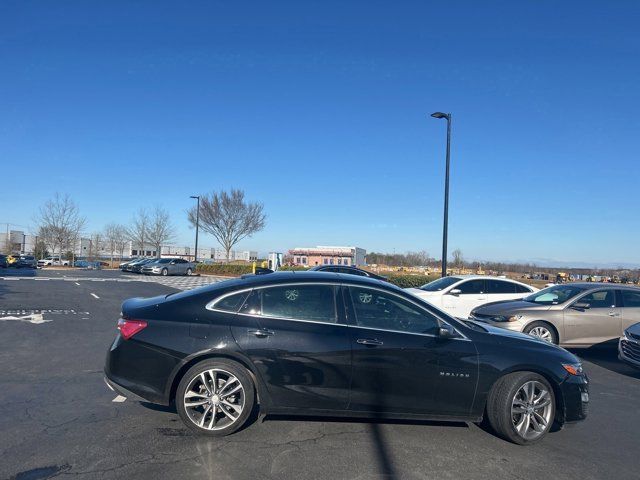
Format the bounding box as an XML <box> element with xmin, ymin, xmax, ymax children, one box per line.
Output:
<box><xmin>37</xmin><ymin>256</ymin><xmax>71</xmax><ymax>267</ymax></box>
<box><xmin>405</xmin><ymin>275</ymin><xmax>537</xmax><ymax>319</ymax></box>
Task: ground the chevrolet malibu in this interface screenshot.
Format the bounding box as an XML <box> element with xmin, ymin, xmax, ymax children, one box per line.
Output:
<box><xmin>104</xmin><ymin>272</ymin><xmax>588</xmax><ymax>445</ymax></box>
<box><xmin>470</xmin><ymin>283</ymin><xmax>640</xmax><ymax>346</ymax></box>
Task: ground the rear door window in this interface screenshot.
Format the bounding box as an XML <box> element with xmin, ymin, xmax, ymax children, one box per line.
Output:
<box><xmin>258</xmin><ymin>285</ymin><xmax>337</xmax><ymax>323</ymax></box>
<box><xmin>621</xmin><ymin>290</ymin><xmax>640</xmax><ymax>307</ymax></box>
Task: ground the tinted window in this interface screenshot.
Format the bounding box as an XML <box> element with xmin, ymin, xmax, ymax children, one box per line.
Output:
<box><xmin>458</xmin><ymin>280</ymin><xmax>485</xmax><ymax>294</ymax></box>
<box><xmin>260</xmin><ymin>285</ymin><xmax>337</xmax><ymax>323</ymax></box>
<box><xmin>580</xmin><ymin>290</ymin><xmax>615</xmax><ymax>309</ymax></box>
<box><xmin>213</xmin><ymin>291</ymin><xmax>250</xmax><ymax>313</ymax></box>
<box><xmin>622</xmin><ymin>290</ymin><xmax>640</xmax><ymax>308</ymax></box>
<box><xmin>348</xmin><ymin>286</ymin><xmax>439</xmax><ymax>335</ymax></box>
<box><xmin>321</xmin><ymin>267</ymin><xmax>339</xmax><ymax>273</ymax></box>
<box><xmin>524</xmin><ymin>285</ymin><xmax>586</xmax><ymax>305</ymax></box>
<box><xmin>514</xmin><ymin>283</ymin><xmax>532</xmax><ymax>294</ymax></box>
<box><xmin>487</xmin><ymin>280</ymin><xmax>514</xmax><ymax>294</ymax></box>
<box><xmin>419</xmin><ymin>276</ymin><xmax>461</xmax><ymax>292</ymax></box>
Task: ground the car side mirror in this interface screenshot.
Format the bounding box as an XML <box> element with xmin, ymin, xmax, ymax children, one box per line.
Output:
<box><xmin>439</xmin><ymin>324</ymin><xmax>459</xmax><ymax>339</ymax></box>
<box><xmin>571</xmin><ymin>302</ymin><xmax>590</xmax><ymax>310</ymax></box>
<box><xmin>449</xmin><ymin>289</ymin><xmax>462</xmax><ymax>296</ymax></box>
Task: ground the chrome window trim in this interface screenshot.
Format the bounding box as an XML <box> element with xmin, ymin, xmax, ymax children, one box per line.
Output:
<box><xmin>205</xmin><ymin>280</ymin><xmax>470</xmax><ymax>340</ymax></box>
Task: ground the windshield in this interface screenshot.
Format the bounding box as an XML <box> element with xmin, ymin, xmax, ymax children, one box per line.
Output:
<box><xmin>523</xmin><ymin>285</ymin><xmax>587</xmax><ymax>305</ymax></box>
<box><xmin>419</xmin><ymin>277</ymin><xmax>461</xmax><ymax>292</ymax></box>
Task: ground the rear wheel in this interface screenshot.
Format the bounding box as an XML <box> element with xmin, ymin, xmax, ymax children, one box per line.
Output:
<box><xmin>486</xmin><ymin>372</ymin><xmax>555</xmax><ymax>445</ymax></box>
<box><xmin>176</xmin><ymin>359</ymin><xmax>255</xmax><ymax>436</ymax></box>
<box><xmin>186</xmin><ymin>268</ymin><xmax>192</xmax><ymax>276</ymax></box>
<box><xmin>524</xmin><ymin>321</ymin><xmax>558</xmax><ymax>344</ymax></box>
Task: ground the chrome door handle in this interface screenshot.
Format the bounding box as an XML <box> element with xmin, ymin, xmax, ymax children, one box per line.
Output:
<box><xmin>248</xmin><ymin>329</ymin><xmax>274</xmax><ymax>338</ymax></box>
<box><xmin>608</xmin><ymin>312</ymin><xmax>620</xmax><ymax>317</ymax></box>
<box><xmin>357</xmin><ymin>338</ymin><xmax>383</xmax><ymax>346</ymax></box>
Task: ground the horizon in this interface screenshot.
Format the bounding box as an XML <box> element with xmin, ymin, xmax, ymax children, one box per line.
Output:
<box><xmin>2</xmin><ymin>1</ymin><xmax>639</xmax><ymax>265</ymax></box>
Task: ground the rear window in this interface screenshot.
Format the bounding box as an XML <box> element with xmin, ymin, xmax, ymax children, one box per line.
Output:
<box><xmin>213</xmin><ymin>291</ymin><xmax>251</xmax><ymax>313</ymax></box>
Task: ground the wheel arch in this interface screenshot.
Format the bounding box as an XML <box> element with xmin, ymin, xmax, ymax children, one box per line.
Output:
<box><xmin>166</xmin><ymin>351</ymin><xmax>267</xmax><ymax>409</ymax></box>
<box><xmin>522</xmin><ymin>319</ymin><xmax>560</xmax><ymax>344</ymax></box>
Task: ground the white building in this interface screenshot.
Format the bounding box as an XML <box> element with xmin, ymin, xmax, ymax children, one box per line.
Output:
<box><xmin>288</xmin><ymin>245</ymin><xmax>366</xmax><ymax>267</ymax></box>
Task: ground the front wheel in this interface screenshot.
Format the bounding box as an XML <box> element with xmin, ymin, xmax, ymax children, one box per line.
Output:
<box><xmin>176</xmin><ymin>359</ymin><xmax>255</xmax><ymax>436</ymax></box>
<box><xmin>486</xmin><ymin>372</ymin><xmax>556</xmax><ymax>445</ymax></box>
<box><xmin>524</xmin><ymin>321</ymin><xmax>558</xmax><ymax>344</ymax></box>
<box><xmin>161</xmin><ymin>268</ymin><xmax>168</xmax><ymax>276</ymax></box>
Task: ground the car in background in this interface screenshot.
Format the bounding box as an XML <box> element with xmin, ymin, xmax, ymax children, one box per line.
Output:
<box><xmin>470</xmin><ymin>283</ymin><xmax>640</xmax><ymax>346</ymax></box>
<box><xmin>141</xmin><ymin>258</ymin><xmax>195</xmax><ymax>276</ymax></box>
<box><xmin>104</xmin><ymin>271</ymin><xmax>588</xmax><ymax>444</ymax></box>
<box><xmin>129</xmin><ymin>258</ymin><xmax>156</xmax><ymax>273</ymax></box>
<box><xmin>16</xmin><ymin>255</ymin><xmax>37</xmax><ymax>268</ymax></box>
<box><xmin>405</xmin><ymin>275</ymin><xmax>537</xmax><ymax>319</ymax></box>
<box><xmin>0</xmin><ymin>254</ymin><xmax>8</xmax><ymax>268</ymax></box>
<box><xmin>619</xmin><ymin>322</ymin><xmax>640</xmax><ymax>368</ymax></box>
<box><xmin>37</xmin><ymin>256</ymin><xmax>71</xmax><ymax>267</ymax></box>
<box><xmin>309</xmin><ymin>265</ymin><xmax>388</xmax><ymax>281</ymax></box>
<box><xmin>119</xmin><ymin>258</ymin><xmax>142</xmax><ymax>271</ymax></box>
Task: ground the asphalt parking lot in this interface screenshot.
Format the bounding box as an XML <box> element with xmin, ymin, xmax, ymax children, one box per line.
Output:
<box><xmin>1</xmin><ymin>270</ymin><xmax>639</xmax><ymax>480</ymax></box>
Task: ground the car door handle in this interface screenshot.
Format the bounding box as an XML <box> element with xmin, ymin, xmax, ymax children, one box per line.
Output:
<box><xmin>608</xmin><ymin>312</ymin><xmax>620</xmax><ymax>317</ymax></box>
<box><xmin>356</xmin><ymin>338</ymin><xmax>383</xmax><ymax>346</ymax></box>
<box><xmin>248</xmin><ymin>329</ymin><xmax>274</xmax><ymax>338</ymax></box>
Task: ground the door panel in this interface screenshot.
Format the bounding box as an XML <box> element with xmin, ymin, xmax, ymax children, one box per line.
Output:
<box><xmin>443</xmin><ymin>279</ymin><xmax>487</xmax><ymax>318</ymax></box>
<box><xmin>233</xmin><ymin>285</ymin><xmax>352</xmax><ymax>411</ymax></box>
<box><xmin>563</xmin><ymin>290</ymin><xmax>621</xmax><ymax>345</ymax></box>
<box><xmin>346</xmin><ymin>286</ymin><xmax>477</xmax><ymax>416</ymax></box>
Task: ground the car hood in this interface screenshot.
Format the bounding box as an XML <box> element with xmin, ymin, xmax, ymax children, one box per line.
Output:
<box><xmin>473</xmin><ymin>299</ymin><xmax>552</xmax><ymax>315</ymax></box>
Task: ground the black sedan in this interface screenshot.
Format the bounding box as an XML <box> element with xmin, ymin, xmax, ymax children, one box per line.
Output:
<box><xmin>104</xmin><ymin>272</ymin><xmax>588</xmax><ymax>444</ymax></box>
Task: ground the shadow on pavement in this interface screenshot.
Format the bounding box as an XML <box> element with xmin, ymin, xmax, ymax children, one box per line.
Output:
<box><xmin>570</xmin><ymin>345</ymin><xmax>640</xmax><ymax>379</ymax></box>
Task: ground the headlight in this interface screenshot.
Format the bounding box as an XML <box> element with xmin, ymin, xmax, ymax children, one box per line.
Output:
<box><xmin>622</xmin><ymin>330</ymin><xmax>630</xmax><ymax>340</ymax></box>
<box><xmin>562</xmin><ymin>363</ymin><xmax>583</xmax><ymax>375</ymax></box>
<box><xmin>491</xmin><ymin>315</ymin><xmax>523</xmax><ymax>322</ymax></box>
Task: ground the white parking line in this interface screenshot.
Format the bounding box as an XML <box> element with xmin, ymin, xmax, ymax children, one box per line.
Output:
<box><xmin>90</xmin><ymin>293</ymin><xmax>100</xmax><ymax>299</ymax></box>
<box><xmin>74</xmin><ymin>282</ymin><xmax>80</xmax><ymax>286</ymax></box>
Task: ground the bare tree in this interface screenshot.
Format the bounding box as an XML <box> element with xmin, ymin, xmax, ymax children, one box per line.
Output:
<box><xmin>35</xmin><ymin>193</ymin><xmax>86</xmax><ymax>257</ymax></box>
<box><xmin>127</xmin><ymin>209</ymin><xmax>149</xmax><ymax>257</ymax></box>
<box><xmin>187</xmin><ymin>189</ymin><xmax>266</xmax><ymax>261</ymax></box>
<box><xmin>147</xmin><ymin>206</ymin><xmax>175</xmax><ymax>258</ymax></box>
<box><xmin>451</xmin><ymin>248</ymin><xmax>464</xmax><ymax>270</ymax></box>
<box><xmin>103</xmin><ymin>223</ymin><xmax>128</xmax><ymax>263</ymax></box>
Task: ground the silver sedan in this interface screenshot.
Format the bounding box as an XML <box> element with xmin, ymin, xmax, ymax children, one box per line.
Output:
<box><xmin>142</xmin><ymin>258</ymin><xmax>195</xmax><ymax>276</ymax></box>
<box><xmin>470</xmin><ymin>283</ymin><xmax>640</xmax><ymax>347</ymax></box>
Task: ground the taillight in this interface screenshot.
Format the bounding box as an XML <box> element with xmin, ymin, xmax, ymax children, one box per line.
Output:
<box><xmin>117</xmin><ymin>318</ymin><xmax>147</xmax><ymax>340</ymax></box>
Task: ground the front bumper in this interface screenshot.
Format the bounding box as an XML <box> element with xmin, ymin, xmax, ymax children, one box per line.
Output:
<box><xmin>469</xmin><ymin>315</ymin><xmax>526</xmax><ymax>333</ymax></box>
<box><xmin>559</xmin><ymin>372</ymin><xmax>589</xmax><ymax>423</ymax></box>
<box><xmin>619</xmin><ymin>336</ymin><xmax>640</xmax><ymax>368</ymax></box>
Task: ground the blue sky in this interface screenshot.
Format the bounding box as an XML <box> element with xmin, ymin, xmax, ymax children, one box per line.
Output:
<box><xmin>1</xmin><ymin>1</ymin><xmax>639</xmax><ymax>266</ymax></box>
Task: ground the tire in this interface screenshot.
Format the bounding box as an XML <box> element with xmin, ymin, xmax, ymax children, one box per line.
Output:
<box><xmin>176</xmin><ymin>359</ymin><xmax>256</xmax><ymax>436</ymax></box>
<box><xmin>161</xmin><ymin>268</ymin><xmax>168</xmax><ymax>276</ymax></box>
<box><xmin>186</xmin><ymin>268</ymin><xmax>192</xmax><ymax>276</ymax></box>
<box><xmin>486</xmin><ymin>372</ymin><xmax>556</xmax><ymax>445</ymax></box>
<box><xmin>523</xmin><ymin>321</ymin><xmax>558</xmax><ymax>344</ymax></box>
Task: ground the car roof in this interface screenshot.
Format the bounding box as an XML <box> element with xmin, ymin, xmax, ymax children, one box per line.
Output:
<box><xmin>560</xmin><ymin>282</ymin><xmax>640</xmax><ymax>290</ymax></box>
<box><xmin>449</xmin><ymin>275</ymin><xmax>526</xmax><ymax>282</ymax></box>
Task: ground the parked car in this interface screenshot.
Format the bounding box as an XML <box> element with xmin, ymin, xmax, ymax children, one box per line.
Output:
<box><xmin>16</xmin><ymin>255</ymin><xmax>37</xmax><ymax>268</ymax></box>
<box><xmin>309</xmin><ymin>265</ymin><xmax>387</xmax><ymax>281</ymax></box>
<box><xmin>0</xmin><ymin>254</ymin><xmax>7</xmax><ymax>268</ymax></box>
<box><xmin>470</xmin><ymin>283</ymin><xmax>640</xmax><ymax>346</ymax></box>
<box><xmin>129</xmin><ymin>258</ymin><xmax>156</xmax><ymax>273</ymax></box>
<box><xmin>104</xmin><ymin>271</ymin><xmax>588</xmax><ymax>445</ymax></box>
<box><xmin>619</xmin><ymin>322</ymin><xmax>640</xmax><ymax>368</ymax></box>
<box><xmin>119</xmin><ymin>258</ymin><xmax>142</xmax><ymax>271</ymax></box>
<box><xmin>405</xmin><ymin>275</ymin><xmax>537</xmax><ymax>319</ymax></box>
<box><xmin>141</xmin><ymin>258</ymin><xmax>195</xmax><ymax>276</ymax></box>
<box><xmin>37</xmin><ymin>256</ymin><xmax>71</xmax><ymax>267</ymax></box>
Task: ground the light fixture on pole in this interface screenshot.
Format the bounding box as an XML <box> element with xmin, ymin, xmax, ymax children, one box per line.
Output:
<box><xmin>190</xmin><ymin>195</ymin><xmax>200</xmax><ymax>263</ymax></box>
<box><xmin>431</xmin><ymin>111</ymin><xmax>452</xmax><ymax>278</ymax></box>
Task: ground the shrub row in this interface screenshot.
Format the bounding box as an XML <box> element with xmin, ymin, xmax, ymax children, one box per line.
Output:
<box><xmin>385</xmin><ymin>274</ymin><xmax>439</xmax><ymax>288</ymax></box>
<box><xmin>196</xmin><ymin>263</ymin><xmax>254</xmax><ymax>276</ymax></box>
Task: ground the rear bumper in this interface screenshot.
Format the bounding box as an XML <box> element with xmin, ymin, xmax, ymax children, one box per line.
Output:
<box><xmin>559</xmin><ymin>373</ymin><xmax>589</xmax><ymax>423</ymax></box>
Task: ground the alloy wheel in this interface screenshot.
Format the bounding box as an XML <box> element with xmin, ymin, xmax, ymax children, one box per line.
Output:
<box><xmin>511</xmin><ymin>380</ymin><xmax>553</xmax><ymax>440</ymax></box>
<box><xmin>528</xmin><ymin>326</ymin><xmax>553</xmax><ymax>343</ymax></box>
<box><xmin>182</xmin><ymin>368</ymin><xmax>245</xmax><ymax>431</ymax></box>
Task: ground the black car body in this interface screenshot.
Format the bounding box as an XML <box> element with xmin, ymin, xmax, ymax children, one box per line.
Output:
<box><xmin>129</xmin><ymin>258</ymin><xmax>155</xmax><ymax>273</ymax></box>
<box><xmin>105</xmin><ymin>272</ymin><xmax>588</xmax><ymax>444</ymax></box>
<box><xmin>16</xmin><ymin>255</ymin><xmax>37</xmax><ymax>268</ymax></box>
<box><xmin>309</xmin><ymin>265</ymin><xmax>387</xmax><ymax>281</ymax></box>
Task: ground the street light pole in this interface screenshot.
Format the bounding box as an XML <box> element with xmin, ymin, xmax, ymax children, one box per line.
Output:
<box><xmin>431</xmin><ymin>112</ymin><xmax>452</xmax><ymax>278</ymax></box>
<box><xmin>190</xmin><ymin>195</ymin><xmax>200</xmax><ymax>263</ymax></box>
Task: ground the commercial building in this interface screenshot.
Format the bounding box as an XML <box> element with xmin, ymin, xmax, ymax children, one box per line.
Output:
<box><xmin>288</xmin><ymin>246</ymin><xmax>366</xmax><ymax>267</ymax></box>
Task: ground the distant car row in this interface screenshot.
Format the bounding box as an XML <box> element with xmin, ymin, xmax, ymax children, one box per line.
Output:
<box><xmin>0</xmin><ymin>254</ymin><xmax>38</xmax><ymax>268</ymax></box>
<box><xmin>120</xmin><ymin>257</ymin><xmax>196</xmax><ymax>276</ymax></box>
